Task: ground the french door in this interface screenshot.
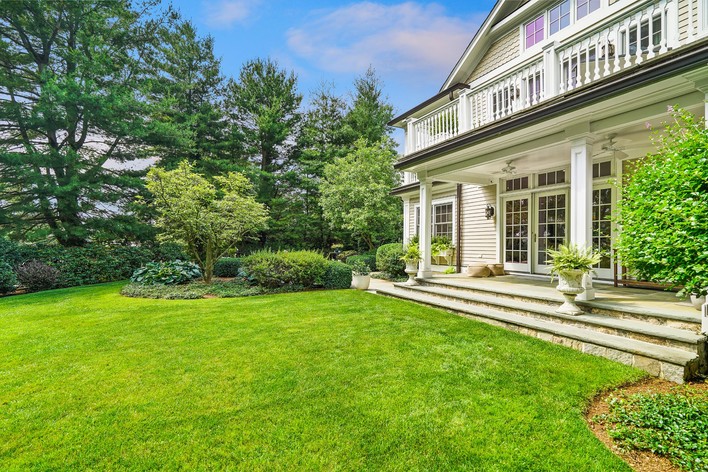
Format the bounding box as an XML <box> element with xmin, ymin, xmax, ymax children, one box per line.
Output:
<box><xmin>503</xmin><ymin>196</ymin><xmax>530</xmax><ymax>272</ymax></box>
<box><xmin>533</xmin><ymin>191</ymin><xmax>568</xmax><ymax>274</ymax></box>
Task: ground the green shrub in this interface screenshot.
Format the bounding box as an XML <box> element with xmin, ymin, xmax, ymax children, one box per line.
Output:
<box><xmin>0</xmin><ymin>237</ymin><xmax>22</xmax><ymax>267</ymax></box>
<box><xmin>324</xmin><ymin>261</ymin><xmax>352</xmax><ymax>289</ymax></box>
<box><xmin>0</xmin><ymin>242</ymin><xmax>187</xmax><ymax>288</ymax></box>
<box><xmin>596</xmin><ymin>387</ymin><xmax>708</xmax><ymax>472</ymax></box>
<box><xmin>15</xmin><ymin>260</ymin><xmax>60</xmax><ymax>292</ymax></box>
<box><xmin>243</xmin><ymin>250</ymin><xmax>328</xmax><ymax>289</ymax></box>
<box><xmin>0</xmin><ymin>262</ymin><xmax>17</xmax><ymax>294</ymax></box>
<box><xmin>346</xmin><ymin>254</ymin><xmax>376</xmax><ymax>271</ymax></box>
<box><xmin>214</xmin><ymin>257</ymin><xmax>241</xmax><ymax>277</ymax></box>
<box><xmin>336</xmin><ymin>250</ymin><xmax>358</xmax><ymax>262</ymax></box>
<box><xmin>376</xmin><ymin>243</ymin><xmax>405</xmax><ymax>277</ymax></box>
<box><xmin>130</xmin><ymin>260</ymin><xmax>202</xmax><ymax>286</ymax></box>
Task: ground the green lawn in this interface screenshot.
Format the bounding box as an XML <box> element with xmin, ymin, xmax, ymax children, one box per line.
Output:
<box><xmin>0</xmin><ymin>283</ymin><xmax>644</xmax><ymax>471</ymax></box>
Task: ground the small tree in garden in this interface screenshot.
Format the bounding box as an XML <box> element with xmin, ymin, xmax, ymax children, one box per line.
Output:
<box><xmin>616</xmin><ymin>108</ymin><xmax>708</xmax><ymax>297</ymax></box>
<box><xmin>320</xmin><ymin>139</ymin><xmax>402</xmax><ymax>251</ymax></box>
<box><xmin>145</xmin><ymin>162</ymin><xmax>268</xmax><ymax>283</ymax></box>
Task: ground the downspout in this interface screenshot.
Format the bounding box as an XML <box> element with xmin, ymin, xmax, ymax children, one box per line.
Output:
<box><xmin>456</xmin><ymin>184</ymin><xmax>462</xmax><ymax>274</ymax></box>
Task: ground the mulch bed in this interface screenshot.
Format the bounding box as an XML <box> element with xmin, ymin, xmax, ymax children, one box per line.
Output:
<box><xmin>585</xmin><ymin>377</ymin><xmax>708</xmax><ymax>472</ymax></box>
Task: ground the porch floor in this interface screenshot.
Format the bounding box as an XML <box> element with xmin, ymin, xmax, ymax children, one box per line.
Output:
<box><xmin>371</xmin><ymin>274</ymin><xmax>700</xmax><ymax>321</ymax></box>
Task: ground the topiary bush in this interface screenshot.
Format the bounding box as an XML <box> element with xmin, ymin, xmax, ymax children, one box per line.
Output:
<box><xmin>15</xmin><ymin>260</ymin><xmax>60</xmax><ymax>292</ymax></box>
<box><xmin>242</xmin><ymin>250</ymin><xmax>328</xmax><ymax>289</ymax></box>
<box><xmin>214</xmin><ymin>257</ymin><xmax>241</xmax><ymax>277</ymax></box>
<box><xmin>346</xmin><ymin>254</ymin><xmax>376</xmax><ymax>271</ymax></box>
<box><xmin>130</xmin><ymin>260</ymin><xmax>202</xmax><ymax>286</ymax></box>
<box><xmin>0</xmin><ymin>262</ymin><xmax>17</xmax><ymax>294</ymax></box>
<box><xmin>324</xmin><ymin>261</ymin><xmax>353</xmax><ymax>289</ymax></box>
<box><xmin>376</xmin><ymin>243</ymin><xmax>405</xmax><ymax>277</ymax></box>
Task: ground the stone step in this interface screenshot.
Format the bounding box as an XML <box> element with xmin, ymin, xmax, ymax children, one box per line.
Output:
<box><xmin>375</xmin><ymin>285</ymin><xmax>702</xmax><ymax>383</ymax></box>
<box><xmin>419</xmin><ymin>278</ymin><xmax>702</xmax><ymax>332</ymax></box>
<box><xmin>394</xmin><ymin>283</ymin><xmax>705</xmax><ymax>354</ymax></box>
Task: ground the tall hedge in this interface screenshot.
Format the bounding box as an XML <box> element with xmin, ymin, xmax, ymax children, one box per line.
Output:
<box><xmin>616</xmin><ymin>108</ymin><xmax>708</xmax><ymax>297</ymax></box>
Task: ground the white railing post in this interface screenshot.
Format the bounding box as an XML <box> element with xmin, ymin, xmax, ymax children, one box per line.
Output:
<box><xmin>543</xmin><ymin>41</ymin><xmax>559</xmax><ymax>100</ymax></box>
<box><xmin>418</xmin><ymin>177</ymin><xmax>433</xmax><ymax>278</ymax></box>
<box><xmin>405</xmin><ymin>118</ymin><xmax>416</xmax><ymax>155</ymax></box>
<box><xmin>458</xmin><ymin>89</ymin><xmax>470</xmax><ymax>133</ymax></box>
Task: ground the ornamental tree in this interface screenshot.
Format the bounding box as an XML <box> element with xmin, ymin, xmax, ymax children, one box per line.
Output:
<box><xmin>616</xmin><ymin>108</ymin><xmax>708</xmax><ymax>297</ymax></box>
<box><xmin>145</xmin><ymin>161</ymin><xmax>268</xmax><ymax>283</ymax></box>
<box><xmin>320</xmin><ymin>139</ymin><xmax>401</xmax><ymax>251</ymax></box>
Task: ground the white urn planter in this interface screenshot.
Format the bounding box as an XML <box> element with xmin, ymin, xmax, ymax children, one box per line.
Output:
<box><xmin>690</xmin><ymin>293</ymin><xmax>706</xmax><ymax>311</ymax></box>
<box><xmin>404</xmin><ymin>262</ymin><xmax>419</xmax><ymax>285</ymax></box>
<box><xmin>352</xmin><ymin>274</ymin><xmax>371</xmax><ymax>290</ymax></box>
<box><xmin>555</xmin><ymin>269</ymin><xmax>586</xmax><ymax>315</ymax></box>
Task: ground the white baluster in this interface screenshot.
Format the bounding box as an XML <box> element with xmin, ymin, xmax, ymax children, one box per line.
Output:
<box><xmin>660</xmin><ymin>1</ymin><xmax>670</xmax><ymax>53</ymax></box>
<box><xmin>624</xmin><ymin>18</ymin><xmax>634</xmax><ymax>69</ymax></box>
<box><xmin>613</xmin><ymin>23</ymin><xmax>622</xmax><ymax>73</ymax></box>
<box><xmin>592</xmin><ymin>34</ymin><xmax>601</xmax><ymax>81</ymax></box>
<box><xmin>647</xmin><ymin>7</ymin><xmax>656</xmax><ymax>59</ymax></box>
<box><xmin>634</xmin><ymin>10</ymin><xmax>644</xmax><ymax>65</ymax></box>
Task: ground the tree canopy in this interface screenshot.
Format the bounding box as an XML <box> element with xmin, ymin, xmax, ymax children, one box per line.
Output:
<box><xmin>145</xmin><ymin>161</ymin><xmax>268</xmax><ymax>283</ymax></box>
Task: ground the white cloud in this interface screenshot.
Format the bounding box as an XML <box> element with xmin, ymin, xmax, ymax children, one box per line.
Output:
<box><xmin>203</xmin><ymin>0</ymin><xmax>260</xmax><ymax>28</ymax></box>
<box><xmin>286</xmin><ymin>2</ymin><xmax>483</xmax><ymax>82</ymax></box>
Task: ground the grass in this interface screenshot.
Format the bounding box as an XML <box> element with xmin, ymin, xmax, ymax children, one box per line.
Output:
<box><xmin>0</xmin><ymin>283</ymin><xmax>645</xmax><ymax>471</ymax></box>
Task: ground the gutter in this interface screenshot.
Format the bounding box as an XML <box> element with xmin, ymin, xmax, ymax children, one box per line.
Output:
<box><xmin>395</xmin><ymin>40</ymin><xmax>708</xmax><ymax>169</ymax></box>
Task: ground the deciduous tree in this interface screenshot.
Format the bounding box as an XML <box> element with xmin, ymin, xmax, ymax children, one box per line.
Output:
<box><xmin>145</xmin><ymin>161</ymin><xmax>268</xmax><ymax>283</ymax></box>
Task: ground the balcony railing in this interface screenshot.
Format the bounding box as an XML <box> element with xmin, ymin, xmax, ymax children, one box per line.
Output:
<box><xmin>404</xmin><ymin>0</ymin><xmax>699</xmax><ymax>155</ymax></box>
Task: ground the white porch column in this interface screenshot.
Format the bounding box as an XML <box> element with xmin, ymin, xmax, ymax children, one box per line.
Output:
<box><xmin>458</xmin><ymin>89</ymin><xmax>470</xmax><ymax>133</ymax></box>
<box><xmin>418</xmin><ymin>178</ymin><xmax>433</xmax><ymax>278</ymax></box>
<box><xmin>405</xmin><ymin>118</ymin><xmax>417</xmax><ymax>155</ymax></box>
<box><xmin>402</xmin><ymin>198</ymin><xmax>411</xmax><ymax>244</ymax></box>
<box><xmin>570</xmin><ymin>136</ymin><xmax>596</xmax><ymax>301</ymax></box>
<box><xmin>543</xmin><ymin>41</ymin><xmax>559</xmax><ymax>100</ymax></box>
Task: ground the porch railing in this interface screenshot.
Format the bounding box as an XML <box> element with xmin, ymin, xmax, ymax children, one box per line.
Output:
<box><xmin>405</xmin><ymin>0</ymin><xmax>698</xmax><ymax>155</ymax></box>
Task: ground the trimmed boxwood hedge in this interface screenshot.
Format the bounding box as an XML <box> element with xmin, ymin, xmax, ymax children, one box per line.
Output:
<box><xmin>242</xmin><ymin>250</ymin><xmax>329</xmax><ymax>289</ymax></box>
<box><xmin>346</xmin><ymin>254</ymin><xmax>376</xmax><ymax>271</ymax></box>
<box><xmin>214</xmin><ymin>257</ymin><xmax>242</xmax><ymax>277</ymax></box>
<box><xmin>324</xmin><ymin>261</ymin><xmax>353</xmax><ymax>289</ymax></box>
<box><xmin>376</xmin><ymin>243</ymin><xmax>405</xmax><ymax>277</ymax></box>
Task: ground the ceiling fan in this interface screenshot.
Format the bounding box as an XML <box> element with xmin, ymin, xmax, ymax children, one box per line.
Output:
<box><xmin>594</xmin><ymin>133</ymin><xmax>628</xmax><ymax>158</ymax></box>
<box><xmin>492</xmin><ymin>160</ymin><xmax>517</xmax><ymax>175</ymax></box>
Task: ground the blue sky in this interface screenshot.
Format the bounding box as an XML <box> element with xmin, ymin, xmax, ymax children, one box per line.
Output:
<box><xmin>169</xmin><ymin>0</ymin><xmax>497</xmax><ymax>124</ymax></box>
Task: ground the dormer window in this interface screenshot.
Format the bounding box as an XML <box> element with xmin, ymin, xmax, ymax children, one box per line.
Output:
<box><xmin>525</xmin><ymin>15</ymin><xmax>545</xmax><ymax>48</ymax></box>
<box><xmin>549</xmin><ymin>0</ymin><xmax>571</xmax><ymax>35</ymax></box>
<box><xmin>576</xmin><ymin>0</ymin><xmax>600</xmax><ymax>20</ymax></box>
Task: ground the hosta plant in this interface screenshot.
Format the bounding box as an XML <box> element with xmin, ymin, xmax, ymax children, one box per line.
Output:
<box><xmin>130</xmin><ymin>260</ymin><xmax>202</xmax><ymax>286</ymax></box>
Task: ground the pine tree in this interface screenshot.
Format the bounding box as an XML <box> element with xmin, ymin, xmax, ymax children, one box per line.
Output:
<box><xmin>0</xmin><ymin>0</ymin><xmax>181</xmax><ymax>245</ymax></box>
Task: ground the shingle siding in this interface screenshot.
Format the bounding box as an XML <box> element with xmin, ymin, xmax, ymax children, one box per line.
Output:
<box><xmin>467</xmin><ymin>29</ymin><xmax>520</xmax><ymax>83</ymax></box>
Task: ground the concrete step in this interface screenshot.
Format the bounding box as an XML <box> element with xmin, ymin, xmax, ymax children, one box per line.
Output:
<box><xmin>419</xmin><ymin>278</ymin><xmax>702</xmax><ymax>332</ymax></box>
<box><xmin>375</xmin><ymin>285</ymin><xmax>703</xmax><ymax>383</ymax></box>
<box><xmin>394</xmin><ymin>283</ymin><xmax>705</xmax><ymax>354</ymax></box>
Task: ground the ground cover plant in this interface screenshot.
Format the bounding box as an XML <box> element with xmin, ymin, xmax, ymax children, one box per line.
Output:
<box><xmin>0</xmin><ymin>284</ymin><xmax>644</xmax><ymax>470</ymax></box>
<box><xmin>594</xmin><ymin>386</ymin><xmax>708</xmax><ymax>471</ymax></box>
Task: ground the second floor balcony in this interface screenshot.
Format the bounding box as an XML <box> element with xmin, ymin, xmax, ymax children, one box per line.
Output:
<box><xmin>401</xmin><ymin>0</ymin><xmax>707</xmax><ymax>157</ymax></box>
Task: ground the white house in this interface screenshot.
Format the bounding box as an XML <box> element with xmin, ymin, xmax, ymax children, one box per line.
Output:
<box><xmin>390</xmin><ymin>0</ymin><xmax>708</xmax><ymax>290</ymax></box>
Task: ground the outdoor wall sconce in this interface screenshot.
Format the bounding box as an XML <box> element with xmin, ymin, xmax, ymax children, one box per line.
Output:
<box><xmin>485</xmin><ymin>204</ymin><xmax>495</xmax><ymax>220</ymax></box>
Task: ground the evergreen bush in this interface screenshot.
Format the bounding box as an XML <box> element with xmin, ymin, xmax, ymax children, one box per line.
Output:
<box><xmin>214</xmin><ymin>257</ymin><xmax>242</xmax><ymax>277</ymax></box>
<box><xmin>346</xmin><ymin>254</ymin><xmax>376</xmax><ymax>271</ymax></box>
<box><xmin>242</xmin><ymin>250</ymin><xmax>328</xmax><ymax>289</ymax></box>
<box><xmin>376</xmin><ymin>243</ymin><xmax>405</xmax><ymax>277</ymax></box>
<box><xmin>324</xmin><ymin>261</ymin><xmax>353</xmax><ymax>289</ymax></box>
<box><xmin>0</xmin><ymin>262</ymin><xmax>17</xmax><ymax>294</ymax></box>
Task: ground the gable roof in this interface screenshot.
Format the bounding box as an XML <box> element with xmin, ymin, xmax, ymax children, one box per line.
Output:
<box><xmin>441</xmin><ymin>0</ymin><xmax>531</xmax><ymax>91</ymax></box>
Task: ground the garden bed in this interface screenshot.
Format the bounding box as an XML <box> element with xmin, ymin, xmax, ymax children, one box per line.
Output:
<box><xmin>120</xmin><ymin>278</ymin><xmax>305</xmax><ymax>299</ymax></box>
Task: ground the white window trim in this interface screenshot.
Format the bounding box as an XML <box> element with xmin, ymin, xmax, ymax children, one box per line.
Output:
<box><xmin>413</xmin><ymin>196</ymin><xmax>457</xmax><ymax>243</ymax></box>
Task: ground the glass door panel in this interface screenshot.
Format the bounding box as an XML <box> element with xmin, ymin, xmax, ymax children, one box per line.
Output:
<box><xmin>503</xmin><ymin>196</ymin><xmax>530</xmax><ymax>272</ymax></box>
<box><xmin>534</xmin><ymin>191</ymin><xmax>567</xmax><ymax>273</ymax></box>
<box><xmin>592</xmin><ymin>186</ymin><xmax>613</xmax><ymax>279</ymax></box>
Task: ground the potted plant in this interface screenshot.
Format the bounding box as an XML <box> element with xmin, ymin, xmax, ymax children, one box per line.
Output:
<box><xmin>431</xmin><ymin>236</ymin><xmax>454</xmax><ymax>264</ymax></box>
<box><xmin>547</xmin><ymin>244</ymin><xmax>602</xmax><ymax>315</ymax></box>
<box><xmin>400</xmin><ymin>244</ymin><xmax>421</xmax><ymax>285</ymax></box>
<box><xmin>350</xmin><ymin>260</ymin><xmax>371</xmax><ymax>290</ymax></box>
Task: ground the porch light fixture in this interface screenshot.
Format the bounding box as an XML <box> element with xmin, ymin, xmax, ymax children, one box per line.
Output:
<box><xmin>485</xmin><ymin>204</ymin><xmax>495</xmax><ymax>220</ymax></box>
